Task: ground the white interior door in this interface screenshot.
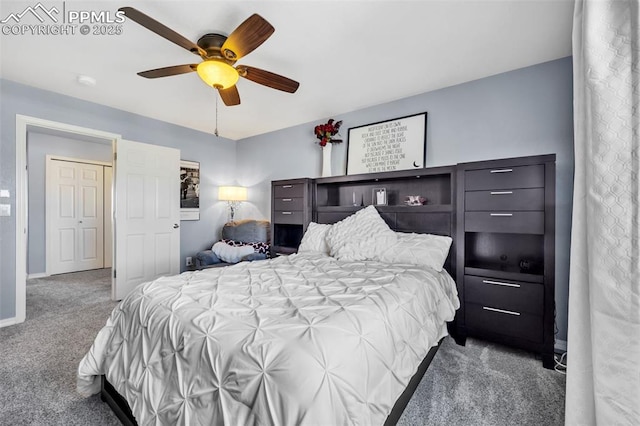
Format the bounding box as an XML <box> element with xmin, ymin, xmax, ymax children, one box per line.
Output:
<box><xmin>113</xmin><ymin>139</ymin><xmax>180</xmax><ymax>300</ymax></box>
<box><xmin>47</xmin><ymin>160</ymin><xmax>104</xmax><ymax>274</ymax></box>
<box><xmin>104</xmin><ymin>166</ymin><xmax>113</xmax><ymax>268</ymax></box>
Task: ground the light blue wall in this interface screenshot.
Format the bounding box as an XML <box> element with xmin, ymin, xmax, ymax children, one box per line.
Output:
<box><xmin>2</xmin><ymin>58</ymin><xmax>574</xmax><ymax>341</ymax></box>
<box><xmin>27</xmin><ymin>132</ymin><xmax>113</xmax><ymax>275</ymax></box>
<box><xmin>236</xmin><ymin>57</ymin><xmax>574</xmax><ymax>341</ymax></box>
<box><xmin>0</xmin><ymin>79</ymin><xmax>237</xmax><ymax>320</ymax></box>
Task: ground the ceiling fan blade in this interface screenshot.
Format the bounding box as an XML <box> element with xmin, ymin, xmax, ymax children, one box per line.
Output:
<box><xmin>221</xmin><ymin>14</ymin><xmax>274</xmax><ymax>61</ymax></box>
<box><xmin>119</xmin><ymin>7</ymin><xmax>205</xmax><ymax>57</ymax></box>
<box><xmin>237</xmin><ymin>66</ymin><xmax>299</xmax><ymax>93</ymax></box>
<box><xmin>137</xmin><ymin>64</ymin><xmax>197</xmax><ymax>79</ymax></box>
<box><xmin>218</xmin><ymin>85</ymin><xmax>241</xmax><ymax>106</ymax></box>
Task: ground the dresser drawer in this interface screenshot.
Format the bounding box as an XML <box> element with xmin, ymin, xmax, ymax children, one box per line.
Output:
<box><xmin>465</xmin><ymin>165</ymin><xmax>544</xmax><ymax>191</ymax></box>
<box><xmin>466</xmin><ymin>303</ymin><xmax>543</xmax><ymax>342</ymax></box>
<box><xmin>464</xmin><ymin>275</ymin><xmax>543</xmax><ymax>315</ymax></box>
<box><xmin>274</xmin><ymin>197</ymin><xmax>304</xmax><ymax>211</ymax></box>
<box><xmin>465</xmin><ymin>211</ymin><xmax>544</xmax><ymax>234</ymax></box>
<box><xmin>465</xmin><ymin>188</ymin><xmax>544</xmax><ymax>211</ymax></box>
<box><xmin>273</xmin><ymin>210</ymin><xmax>304</xmax><ymax>224</ymax></box>
<box><xmin>274</xmin><ymin>183</ymin><xmax>305</xmax><ymax>198</ymax></box>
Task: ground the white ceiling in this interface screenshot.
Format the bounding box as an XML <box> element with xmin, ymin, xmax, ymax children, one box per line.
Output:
<box><xmin>0</xmin><ymin>0</ymin><xmax>574</xmax><ymax>140</ymax></box>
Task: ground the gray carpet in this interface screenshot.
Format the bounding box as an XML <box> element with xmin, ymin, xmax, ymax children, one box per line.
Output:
<box><xmin>0</xmin><ymin>270</ymin><xmax>565</xmax><ymax>425</ymax></box>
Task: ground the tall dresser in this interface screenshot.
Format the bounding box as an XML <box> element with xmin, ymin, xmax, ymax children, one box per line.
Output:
<box><xmin>270</xmin><ymin>178</ymin><xmax>313</xmax><ymax>255</ymax></box>
<box><xmin>455</xmin><ymin>154</ymin><xmax>556</xmax><ymax>368</ymax></box>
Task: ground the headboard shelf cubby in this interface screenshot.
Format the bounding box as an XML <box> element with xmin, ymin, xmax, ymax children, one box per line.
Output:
<box><xmin>314</xmin><ymin>166</ymin><xmax>454</xmax><ymax>210</ymax></box>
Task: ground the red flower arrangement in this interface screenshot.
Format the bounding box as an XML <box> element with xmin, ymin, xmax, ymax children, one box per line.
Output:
<box><xmin>314</xmin><ymin>119</ymin><xmax>343</xmax><ymax>147</ymax></box>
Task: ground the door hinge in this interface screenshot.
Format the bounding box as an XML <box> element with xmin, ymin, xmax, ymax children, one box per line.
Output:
<box><xmin>113</xmin><ymin>152</ymin><xmax>117</xmax><ymax>161</ymax></box>
<box><xmin>113</xmin><ymin>269</ymin><xmax>116</xmax><ymax>278</ymax></box>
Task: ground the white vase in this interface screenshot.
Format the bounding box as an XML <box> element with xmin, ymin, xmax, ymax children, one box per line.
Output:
<box><xmin>321</xmin><ymin>143</ymin><xmax>332</xmax><ymax>177</ymax></box>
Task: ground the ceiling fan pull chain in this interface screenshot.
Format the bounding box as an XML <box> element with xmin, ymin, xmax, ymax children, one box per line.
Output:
<box><xmin>214</xmin><ymin>91</ymin><xmax>219</xmax><ymax>137</ymax></box>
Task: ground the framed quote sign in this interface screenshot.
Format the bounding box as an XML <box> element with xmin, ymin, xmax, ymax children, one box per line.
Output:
<box><xmin>346</xmin><ymin>112</ymin><xmax>427</xmax><ymax>175</ymax></box>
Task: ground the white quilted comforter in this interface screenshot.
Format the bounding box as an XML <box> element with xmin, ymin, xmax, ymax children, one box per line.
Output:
<box><xmin>78</xmin><ymin>253</ymin><xmax>459</xmax><ymax>425</ymax></box>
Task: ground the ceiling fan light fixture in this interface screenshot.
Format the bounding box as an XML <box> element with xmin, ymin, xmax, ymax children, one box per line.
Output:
<box><xmin>196</xmin><ymin>60</ymin><xmax>239</xmax><ymax>89</ymax></box>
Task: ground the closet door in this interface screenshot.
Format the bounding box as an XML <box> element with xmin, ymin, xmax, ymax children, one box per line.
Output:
<box><xmin>47</xmin><ymin>160</ymin><xmax>104</xmax><ymax>274</ymax></box>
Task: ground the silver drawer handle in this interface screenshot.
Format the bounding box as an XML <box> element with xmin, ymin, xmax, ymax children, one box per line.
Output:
<box><xmin>490</xmin><ymin>168</ymin><xmax>513</xmax><ymax>173</ymax></box>
<box><xmin>490</xmin><ymin>191</ymin><xmax>513</xmax><ymax>195</ymax></box>
<box><xmin>282</xmin><ymin>198</ymin><xmax>292</xmax><ymax>202</ymax></box>
<box><xmin>490</xmin><ymin>213</ymin><xmax>513</xmax><ymax>217</ymax></box>
<box><xmin>482</xmin><ymin>279</ymin><xmax>520</xmax><ymax>288</ymax></box>
<box><xmin>282</xmin><ymin>185</ymin><xmax>293</xmax><ymax>188</ymax></box>
<box><xmin>483</xmin><ymin>306</ymin><xmax>520</xmax><ymax>316</ymax></box>
<box><xmin>281</xmin><ymin>211</ymin><xmax>293</xmax><ymax>215</ymax></box>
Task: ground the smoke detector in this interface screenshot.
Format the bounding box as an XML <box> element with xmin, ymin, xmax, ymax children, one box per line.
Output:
<box><xmin>77</xmin><ymin>75</ymin><xmax>97</xmax><ymax>87</ymax></box>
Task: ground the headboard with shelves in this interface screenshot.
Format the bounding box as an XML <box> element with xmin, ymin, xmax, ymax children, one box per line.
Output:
<box><xmin>313</xmin><ymin>166</ymin><xmax>456</xmax><ymax>276</ymax></box>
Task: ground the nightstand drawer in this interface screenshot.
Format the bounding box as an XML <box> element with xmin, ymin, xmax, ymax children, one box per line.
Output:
<box><xmin>274</xmin><ymin>197</ymin><xmax>304</xmax><ymax>211</ymax></box>
<box><xmin>464</xmin><ymin>275</ymin><xmax>543</xmax><ymax>315</ymax></box>
<box><xmin>466</xmin><ymin>303</ymin><xmax>543</xmax><ymax>342</ymax></box>
<box><xmin>273</xmin><ymin>210</ymin><xmax>304</xmax><ymax>224</ymax></box>
<box><xmin>274</xmin><ymin>183</ymin><xmax>305</xmax><ymax>198</ymax></box>
<box><xmin>465</xmin><ymin>165</ymin><xmax>544</xmax><ymax>191</ymax></box>
<box><xmin>465</xmin><ymin>188</ymin><xmax>544</xmax><ymax>211</ymax></box>
<box><xmin>465</xmin><ymin>211</ymin><xmax>544</xmax><ymax>234</ymax></box>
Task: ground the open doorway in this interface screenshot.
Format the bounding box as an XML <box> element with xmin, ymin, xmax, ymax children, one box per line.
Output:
<box><xmin>28</xmin><ymin>131</ymin><xmax>113</xmax><ymax>278</ymax></box>
<box><xmin>14</xmin><ymin>115</ymin><xmax>120</xmax><ymax>324</ymax></box>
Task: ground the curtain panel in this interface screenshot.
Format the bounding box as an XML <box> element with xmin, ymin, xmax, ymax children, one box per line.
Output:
<box><xmin>566</xmin><ymin>0</ymin><xmax>639</xmax><ymax>424</ymax></box>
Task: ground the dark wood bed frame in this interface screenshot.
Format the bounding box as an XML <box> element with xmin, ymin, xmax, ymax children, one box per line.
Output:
<box><xmin>101</xmin><ymin>166</ymin><xmax>457</xmax><ymax>425</ymax></box>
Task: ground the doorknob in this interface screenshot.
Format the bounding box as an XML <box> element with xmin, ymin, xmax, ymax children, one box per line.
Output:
<box><xmin>173</xmin><ymin>224</ymin><xmax>179</xmax><ymax>229</ymax></box>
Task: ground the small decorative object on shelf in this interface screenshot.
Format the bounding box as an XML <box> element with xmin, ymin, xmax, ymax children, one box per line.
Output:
<box><xmin>373</xmin><ymin>187</ymin><xmax>387</xmax><ymax>206</ymax></box>
<box><xmin>314</xmin><ymin>119</ymin><xmax>343</xmax><ymax>178</ymax></box>
<box><xmin>314</xmin><ymin>119</ymin><xmax>343</xmax><ymax>146</ymax></box>
<box><xmin>405</xmin><ymin>195</ymin><xmax>427</xmax><ymax>206</ymax></box>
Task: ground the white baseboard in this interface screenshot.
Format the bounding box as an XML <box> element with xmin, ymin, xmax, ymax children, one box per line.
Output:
<box><xmin>27</xmin><ymin>272</ymin><xmax>49</xmax><ymax>279</ymax></box>
<box><xmin>555</xmin><ymin>339</ymin><xmax>567</xmax><ymax>353</ymax></box>
<box><xmin>0</xmin><ymin>317</ymin><xmax>18</xmax><ymax>328</ymax></box>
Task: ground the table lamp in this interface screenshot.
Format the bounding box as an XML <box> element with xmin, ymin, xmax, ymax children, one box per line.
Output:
<box><xmin>218</xmin><ymin>186</ymin><xmax>247</xmax><ymax>222</ymax></box>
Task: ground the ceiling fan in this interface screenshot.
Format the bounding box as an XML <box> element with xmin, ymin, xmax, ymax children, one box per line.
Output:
<box><xmin>119</xmin><ymin>7</ymin><xmax>300</xmax><ymax>106</ymax></box>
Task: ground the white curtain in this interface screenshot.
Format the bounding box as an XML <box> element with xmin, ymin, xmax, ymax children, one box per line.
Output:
<box><xmin>566</xmin><ymin>0</ymin><xmax>639</xmax><ymax>424</ymax></box>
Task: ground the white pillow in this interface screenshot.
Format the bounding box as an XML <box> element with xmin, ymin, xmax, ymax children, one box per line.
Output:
<box><xmin>377</xmin><ymin>232</ymin><xmax>452</xmax><ymax>271</ymax></box>
<box><xmin>298</xmin><ymin>222</ymin><xmax>332</xmax><ymax>254</ymax></box>
<box><xmin>326</xmin><ymin>205</ymin><xmax>397</xmax><ymax>261</ymax></box>
<box><xmin>212</xmin><ymin>241</ymin><xmax>255</xmax><ymax>263</ymax></box>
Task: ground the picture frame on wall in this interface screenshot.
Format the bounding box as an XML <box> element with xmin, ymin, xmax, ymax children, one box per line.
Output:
<box><xmin>180</xmin><ymin>160</ymin><xmax>200</xmax><ymax>221</ymax></box>
<box><xmin>346</xmin><ymin>112</ymin><xmax>427</xmax><ymax>175</ymax></box>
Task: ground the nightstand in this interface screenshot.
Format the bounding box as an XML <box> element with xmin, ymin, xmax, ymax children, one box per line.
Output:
<box><xmin>455</xmin><ymin>154</ymin><xmax>556</xmax><ymax>368</ymax></box>
<box><xmin>270</xmin><ymin>178</ymin><xmax>312</xmax><ymax>256</ymax></box>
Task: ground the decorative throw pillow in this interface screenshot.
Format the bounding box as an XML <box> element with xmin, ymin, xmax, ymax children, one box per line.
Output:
<box><xmin>222</xmin><ymin>239</ymin><xmax>270</xmax><ymax>256</ymax></box>
<box><xmin>326</xmin><ymin>205</ymin><xmax>397</xmax><ymax>261</ymax></box>
<box><xmin>298</xmin><ymin>222</ymin><xmax>332</xmax><ymax>254</ymax></box>
<box><xmin>212</xmin><ymin>241</ymin><xmax>255</xmax><ymax>263</ymax></box>
<box><xmin>377</xmin><ymin>232</ymin><xmax>453</xmax><ymax>271</ymax></box>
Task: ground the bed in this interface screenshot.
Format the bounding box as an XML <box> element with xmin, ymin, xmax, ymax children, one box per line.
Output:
<box><xmin>78</xmin><ymin>206</ymin><xmax>459</xmax><ymax>425</ymax></box>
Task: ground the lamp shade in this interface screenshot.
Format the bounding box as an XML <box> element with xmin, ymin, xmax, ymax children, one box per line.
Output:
<box><xmin>196</xmin><ymin>60</ymin><xmax>239</xmax><ymax>89</ymax></box>
<box><xmin>218</xmin><ymin>186</ymin><xmax>247</xmax><ymax>202</ymax></box>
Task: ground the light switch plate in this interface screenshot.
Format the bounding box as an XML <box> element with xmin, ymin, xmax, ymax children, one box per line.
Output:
<box><xmin>0</xmin><ymin>204</ymin><xmax>10</xmax><ymax>216</ymax></box>
<box><xmin>0</xmin><ymin>190</ymin><xmax>9</xmax><ymax>198</ymax></box>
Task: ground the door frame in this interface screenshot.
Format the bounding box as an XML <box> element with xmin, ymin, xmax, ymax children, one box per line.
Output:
<box><xmin>15</xmin><ymin>115</ymin><xmax>121</xmax><ymax>325</ymax></box>
<box><xmin>44</xmin><ymin>155</ymin><xmax>112</xmax><ymax>277</ymax></box>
